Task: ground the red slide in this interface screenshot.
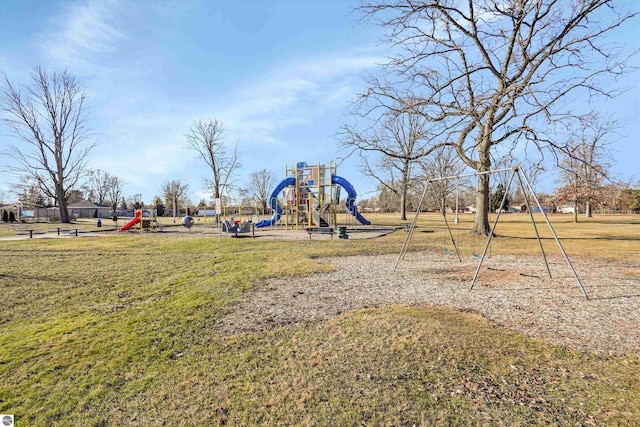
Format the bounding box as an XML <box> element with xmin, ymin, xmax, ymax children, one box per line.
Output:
<box><xmin>119</xmin><ymin>210</ymin><xmax>142</xmax><ymax>231</ymax></box>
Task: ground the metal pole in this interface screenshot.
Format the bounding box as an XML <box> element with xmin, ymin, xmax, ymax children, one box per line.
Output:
<box><xmin>470</xmin><ymin>169</ymin><xmax>516</xmax><ymax>289</ymax></box>
<box><xmin>430</xmin><ymin>179</ymin><xmax>462</xmax><ymax>262</ymax></box>
<box><xmin>520</xmin><ymin>170</ymin><xmax>589</xmax><ymax>299</ymax></box>
<box><xmin>424</xmin><ymin>167</ymin><xmax>514</xmax><ymax>183</ymax></box>
<box><xmin>393</xmin><ymin>179</ymin><xmax>431</xmax><ymax>270</ymax></box>
<box><xmin>515</xmin><ymin>168</ymin><xmax>552</xmax><ymax>278</ymax></box>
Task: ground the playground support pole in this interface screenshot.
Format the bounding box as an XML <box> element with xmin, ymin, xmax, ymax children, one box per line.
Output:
<box><xmin>395</xmin><ymin>167</ymin><xmax>588</xmax><ymax>299</ymax></box>
<box><xmin>430</xmin><ymin>179</ymin><xmax>462</xmax><ymax>262</ymax></box>
<box><xmin>470</xmin><ymin>169</ymin><xmax>516</xmax><ymax>289</ymax></box>
<box><xmin>519</xmin><ymin>169</ymin><xmax>589</xmax><ymax>300</ymax></box>
<box><xmin>515</xmin><ymin>169</ymin><xmax>552</xmax><ymax>278</ymax></box>
<box><xmin>395</xmin><ymin>168</ymin><xmax>513</xmax><ymax>271</ymax></box>
<box><xmin>394</xmin><ymin>179</ymin><xmax>431</xmax><ymax>270</ymax></box>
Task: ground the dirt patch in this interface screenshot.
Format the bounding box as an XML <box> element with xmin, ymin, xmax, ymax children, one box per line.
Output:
<box><xmin>216</xmin><ymin>252</ymin><xmax>640</xmax><ymax>355</ymax></box>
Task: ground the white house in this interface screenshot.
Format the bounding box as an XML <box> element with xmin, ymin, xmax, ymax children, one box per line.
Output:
<box><xmin>559</xmin><ymin>205</ymin><xmax>575</xmax><ymax>214</ymax></box>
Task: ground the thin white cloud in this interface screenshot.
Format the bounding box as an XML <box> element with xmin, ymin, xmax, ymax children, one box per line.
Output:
<box><xmin>42</xmin><ymin>0</ymin><xmax>125</xmax><ymax>68</ymax></box>
<box><xmin>212</xmin><ymin>52</ymin><xmax>381</xmax><ymax>148</ymax></box>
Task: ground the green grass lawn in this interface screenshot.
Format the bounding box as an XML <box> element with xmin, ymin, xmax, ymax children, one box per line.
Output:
<box><xmin>1</xmin><ymin>215</ymin><xmax>639</xmax><ymax>425</ymax></box>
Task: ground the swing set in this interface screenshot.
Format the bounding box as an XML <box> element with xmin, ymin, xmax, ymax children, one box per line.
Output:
<box><xmin>395</xmin><ymin>166</ymin><xmax>589</xmax><ymax>300</ymax></box>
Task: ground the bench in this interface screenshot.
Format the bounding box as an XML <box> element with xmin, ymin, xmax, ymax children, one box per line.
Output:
<box><xmin>47</xmin><ymin>227</ymin><xmax>86</xmax><ymax>236</ymax></box>
<box><xmin>16</xmin><ymin>229</ymin><xmax>45</xmax><ymax>238</ymax></box>
<box><xmin>59</xmin><ymin>228</ymin><xmax>87</xmax><ymax>236</ymax></box>
<box><xmin>304</xmin><ymin>227</ymin><xmax>335</xmax><ymax>239</ymax></box>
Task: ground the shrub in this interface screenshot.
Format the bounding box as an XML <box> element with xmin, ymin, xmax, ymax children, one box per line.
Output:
<box><xmin>9</xmin><ymin>211</ymin><xmax>16</xmax><ymax>223</ymax></box>
<box><xmin>2</xmin><ymin>210</ymin><xmax>8</xmax><ymax>223</ymax></box>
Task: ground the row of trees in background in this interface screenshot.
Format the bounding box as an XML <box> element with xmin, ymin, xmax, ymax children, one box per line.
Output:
<box><xmin>342</xmin><ymin>0</ymin><xmax>637</xmax><ymax>233</ymax></box>
<box><xmin>1</xmin><ymin>2</ymin><xmax>637</xmax><ymax>225</ymax></box>
<box><xmin>0</xmin><ymin>67</ymin><xmax>274</xmax><ymax>221</ymax></box>
<box><xmin>361</xmin><ymin>178</ymin><xmax>640</xmax><ymax>217</ymax></box>
<box><xmin>354</xmin><ymin>106</ymin><xmax>637</xmax><ymax>222</ymax></box>
<box><xmin>2</xmin><ymin>64</ymin><xmax>638</xmax><ymax>222</ymax></box>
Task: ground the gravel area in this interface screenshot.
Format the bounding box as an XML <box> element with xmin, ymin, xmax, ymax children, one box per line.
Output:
<box><xmin>217</xmin><ymin>251</ymin><xmax>640</xmax><ymax>355</ymax></box>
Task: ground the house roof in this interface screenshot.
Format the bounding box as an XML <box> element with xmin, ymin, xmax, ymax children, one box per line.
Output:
<box><xmin>68</xmin><ymin>200</ymin><xmax>111</xmax><ymax>209</ymax></box>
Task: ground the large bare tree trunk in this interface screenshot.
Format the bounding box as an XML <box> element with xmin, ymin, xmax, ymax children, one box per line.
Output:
<box><xmin>473</xmin><ymin>172</ymin><xmax>491</xmax><ymax>235</ymax></box>
<box><xmin>473</xmin><ymin>143</ymin><xmax>492</xmax><ymax>235</ymax></box>
<box><xmin>400</xmin><ymin>160</ymin><xmax>410</xmax><ymax>221</ymax></box>
<box><xmin>57</xmin><ymin>184</ymin><xmax>70</xmax><ymax>223</ymax></box>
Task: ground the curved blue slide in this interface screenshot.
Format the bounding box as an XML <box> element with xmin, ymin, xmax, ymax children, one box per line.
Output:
<box><xmin>255</xmin><ymin>176</ymin><xmax>296</xmax><ymax>228</ymax></box>
<box><xmin>332</xmin><ymin>174</ymin><xmax>371</xmax><ymax>225</ymax></box>
<box><xmin>255</xmin><ymin>174</ymin><xmax>370</xmax><ymax>227</ymax></box>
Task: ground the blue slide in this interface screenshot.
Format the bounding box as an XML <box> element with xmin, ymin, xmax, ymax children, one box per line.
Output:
<box><xmin>255</xmin><ymin>176</ymin><xmax>296</xmax><ymax>228</ymax></box>
<box><xmin>254</xmin><ymin>174</ymin><xmax>370</xmax><ymax>227</ymax></box>
<box><xmin>332</xmin><ymin>174</ymin><xmax>371</xmax><ymax>225</ymax></box>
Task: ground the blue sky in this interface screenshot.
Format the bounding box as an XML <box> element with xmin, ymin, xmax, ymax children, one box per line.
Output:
<box><xmin>1</xmin><ymin>0</ymin><xmax>639</xmax><ymax>205</ymax></box>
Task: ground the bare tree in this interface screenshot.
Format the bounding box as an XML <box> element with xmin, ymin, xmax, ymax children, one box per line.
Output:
<box><xmin>186</xmin><ymin>119</ymin><xmax>242</xmax><ymax>211</ymax></box>
<box><xmin>356</xmin><ymin>0</ymin><xmax>637</xmax><ymax>234</ymax></box>
<box><xmin>161</xmin><ymin>180</ymin><xmax>189</xmax><ymax>220</ymax></box>
<box><xmin>248</xmin><ymin>169</ymin><xmax>278</xmax><ymax>214</ymax></box>
<box><xmin>340</xmin><ymin>103</ymin><xmax>444</xmax><ymax>220</ymax></box>
<box><xmin>15</xmin><ymin>179</ymin><xmax>48</xmax><ymax>206</ymax></box>
<box><xmin>417</xmin><ymin>146</ymin><xmax>467</xmax><ymax>215</ymax></box>
<box><xmin>555</xmin><ymin>112</ymin><xmax>616</xmax><ymax>221</ymax></box>
<box><xmin>1</xmin><ymin>67</ymin><xmax>96</xmax><ymax>223</ymax></box>
<box><xmin>107</xmin><ymin>175</ymin><xmax>126</xmax><ymax>211</ymax></box>
<box><xmin>85</xmin><ymin>169</ymin><xmax>113</xmax><ymax>204</ymax></box>
<box><xmin>129</xmin><ymin>193</ymin><xmax>144</xmax><ymax>210</ymax></box>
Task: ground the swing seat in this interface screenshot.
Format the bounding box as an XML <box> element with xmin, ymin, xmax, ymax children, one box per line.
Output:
<box><xmin>444</xmin><ymin>249</ymin><xmax>455</xmax><ymax>255</ymax></box>
<box><xmin>471</xmin><ymin>253</ymin><xmax>482</xmax><ymax>259</ymax></box>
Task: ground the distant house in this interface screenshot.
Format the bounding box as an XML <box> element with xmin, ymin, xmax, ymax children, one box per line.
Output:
<box><xmin>27</xmin><ymin>206</ymin><xmax>60</xmax><ymax>221</ymax></box>
<box><xmin>196</xmin><ymin>209</ymin><xmax>217</xmax><ymax>217</ymax></box>
<box><xmin>68</xmin><ymin>200</ymin><xmax>112</xmax><ymax>218</ymax></box>
<box><xmin>558</xmin><ymin>205</ymin><xmax>575</xmax><ymax>214</ymax></box>
<box><xmin>0</xmin><ymin>203</ymin><xmax>20</xmax><ymax>222</ymax></box>
<box><xmin>530</xmin><ymin>205</ymin><xmax>552</xmax><ymax>213</ymax></box>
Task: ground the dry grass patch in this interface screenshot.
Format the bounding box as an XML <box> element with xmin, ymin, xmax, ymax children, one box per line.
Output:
<box><xmin>1</xmin><ymin>216</ymin><xmax>639</xmax><ymax>425</ymax></box>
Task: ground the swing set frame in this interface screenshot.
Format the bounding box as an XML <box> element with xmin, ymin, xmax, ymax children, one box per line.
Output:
<box><xmin>394</xmin><ymin>166</ymin><xmax>589</xmax><ymax>300</ymax></box>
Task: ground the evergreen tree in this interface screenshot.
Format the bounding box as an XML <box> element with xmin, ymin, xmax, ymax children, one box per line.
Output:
<box><xmin>2</xmin><ymin>210</ymin><xmax>8</xmax><ymax>223</ymax></box>
<box><xmin>9</xmin><ymin>211</ymin><xmax>16</xmax><ymax>223</ymax></box>
<box><xmin>490</xmin><ymin>184</ymin><xmax>510</xmax><ymax>212</ymax></box>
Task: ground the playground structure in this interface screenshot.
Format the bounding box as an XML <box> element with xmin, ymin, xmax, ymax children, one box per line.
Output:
<box><xmin>255</xmin><ymin>161</ymin><xmax>370</xmax><ymax>230</ymax></box>
<box><xmin>119</xmin><ymin>209</ymin><xmax>161</xmax><ymax>232</ymax></box>
<box><xmin>395</xmin><ymin>166</ymin><xmax>589</xmax><ymax>299</ymax></box>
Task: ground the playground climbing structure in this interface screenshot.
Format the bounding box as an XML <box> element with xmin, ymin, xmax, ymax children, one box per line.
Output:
<box><xmin>255</xmin><ymin>161</ymin><xmax>370</xmax><ymax>229</ymax></box>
